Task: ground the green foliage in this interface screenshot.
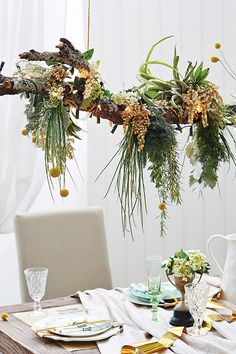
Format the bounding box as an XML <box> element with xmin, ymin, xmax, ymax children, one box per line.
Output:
<box><xmin>103</xmin><ymin>89</ymin><xmax>112</xmax><ymax>98</ymax></box>
<box><xmin>45</xmin><ymin>59</ymin><xmax>60</xmax><ymax>66</ymax></box>
<box><xmin>24</xmin><ymin>93</ymin><xmax>81</xmax><ymax>194</ymax></box>
<box><xmin>193</xmin><ymin>118</ymin><xmax>231</xmax><ymax>188</ymax></box>
<box><xmin>97</xmin><ymin>125</ymin><xmax>146</xmax><ymax>239</ymax></box>
<box><xmin>174</xmin><ymin>249</ymin><xmax>188</xmax><ymax>259</ymax></box>
<box><xmin>144</xmin><ymin>109</ymin><xmax>181</xmax><ymax>236</ymax></box>
<box><xmin>138</xmin><ymin>36</ymin><xmax>210</xmax><ymax>110</ymax></box>
<box><xmin>83</xmin><ymin>48</ymin><xmax>94</xmax><ymax>60</ymax></box>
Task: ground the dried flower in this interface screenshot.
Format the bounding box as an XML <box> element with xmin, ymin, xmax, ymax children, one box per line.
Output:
<box><xmin>48</xmin><ymin>85</ymin><xmax>64</xmax><ymax>105</ymax></box>
<box><xmin>21</xmin><ymin>128</ymin><xmax>28</xmax><ymax>136</ymax></box>
<box><xmin>182</xmin><ymin>84</ymin><xmax>223</xmax><ymax>127</ymax></box>
<box><xmin>83</xmin><ymin>78</ymin><xmax>101</xmax><ymax>101</ymax></box>
<box><xmin>49</xmin><ymin>167</ymin><xmax>61</xmax><ymax>178</ymax></box>
<box><xmin>46</xmin><ymin>65</ymin><xmax>68</xmax><ymax>84</ymax></box>
<box><xmin>122</xmin><ymin>102</ymin><xmax>151</xmax><ymax>151</ymax></box>
<box><xmin>158</xmin><ymin>202</ymin><xmax>166</xmax><ymax>211</ymax></box>
<box><xmin>0</xmin><ymin>313</ymin><xmax>9</xmax><ymax>321</ymax></box>
<box><xmin>60</xmin><ymin>188</ymin><xmax>69</xmax><ymax>197</ymax></box>
<box><xmin>211</xmin><ymin>56</ymin><xmax>220</xmax><ymax>63</ymax></box>
<box><xmin>215</xmin><ymin>42</ymin><xmax>221</xmax><ymax>49</ymax></box>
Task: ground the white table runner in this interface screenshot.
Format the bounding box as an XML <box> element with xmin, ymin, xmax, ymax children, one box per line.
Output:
<box><xmin>76</xmin><ymin>286</ymin><xmax>236</xmax><ymax>354</ymax></box>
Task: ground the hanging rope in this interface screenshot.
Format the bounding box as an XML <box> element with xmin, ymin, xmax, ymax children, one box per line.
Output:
<box><xmin>87</xmin><ymin>0</ymin><xmax>91</xmax><ymax>50</ymax></box>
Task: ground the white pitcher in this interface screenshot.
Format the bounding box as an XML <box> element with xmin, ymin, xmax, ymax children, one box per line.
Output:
<box><xmin>207</xmin><ymin>234</ymin><xmax>236</xmax><ymax>304</ymax></box>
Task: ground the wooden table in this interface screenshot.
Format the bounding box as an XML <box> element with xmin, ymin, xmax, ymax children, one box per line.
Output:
<box><xmin>0</xmin><ymin>297</ymin><xmax>100</xmax><ymax>354</ymax></box>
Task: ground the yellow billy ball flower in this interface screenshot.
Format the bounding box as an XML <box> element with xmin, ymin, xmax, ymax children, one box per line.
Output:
<box><xmin>32</xmin><ymin>135</ymin><xmax>37</xmax><ymax>143</ymax></box>
<box><xmin>211</xmin><ymin>56</ymin><xmax>220</xmax><ymax>63</ymax></box>
<box><xmin>0</xmin><ymin>313</ymin><xmax>9</xmax><ymax>321</ymax></box>
<box><xmin>49</xmin><ymin>167</ymin><xmax>61</xmax><ymax>178</ymax></box>
<box><xmin>21</xmin><ymin>128</ymin><xmax>28</xmax><ymax>136</ymax></box>
<box><xmin>158</xmin><ymin>202</ymin><xmax>166</xmax><ymax>211</ymax></box>
<box><xmin>215</xmin><ymin>42</ymin><xmax>221</xmax><ymax>49</ymax></box>
<box><xmin>60</xmin><ymin>188</ymin><xmax>69</xmax><ymax>197</ymax></box>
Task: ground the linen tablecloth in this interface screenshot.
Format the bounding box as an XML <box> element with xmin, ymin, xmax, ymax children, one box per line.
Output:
<box><xmin>75</xmin><ymin>285</ymin><xmax>236</xmax><ymax>354</ymax></box>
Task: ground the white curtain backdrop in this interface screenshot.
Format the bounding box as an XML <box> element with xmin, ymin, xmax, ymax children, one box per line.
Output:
<box><xmin>0</xmin><ymin>0</ymin><xmax>46</xmax><ymax>233</ymax></box>
<box><xmin>0</xmin><ymin>0</ymin><xmax>86</xmax><ymax>233</ymax></box>
<box><xmin>0</xmin><ymin>0</ymin><xmax>85</xmax><ymax>305</ymax></box>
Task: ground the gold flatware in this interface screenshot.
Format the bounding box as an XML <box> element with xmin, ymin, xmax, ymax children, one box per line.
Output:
<box><xmin>34</xmin><ymin>319</ymin><xmax>110</xmax><ymax>334</ymax></box>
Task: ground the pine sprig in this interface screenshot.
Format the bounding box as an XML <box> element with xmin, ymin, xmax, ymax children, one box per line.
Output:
<box><xmin>195</xmin><ymin>118</ymin><xmax>230</xmax><ymax>188</ymax></box>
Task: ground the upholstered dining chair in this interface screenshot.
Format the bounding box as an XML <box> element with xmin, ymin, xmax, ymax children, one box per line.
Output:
<box><xmin>14</xmin><ymin>207</ymin><xmax>112</xmax><ymax>302</ymax></box>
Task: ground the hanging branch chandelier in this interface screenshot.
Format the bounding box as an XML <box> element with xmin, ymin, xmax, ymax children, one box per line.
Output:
<box><xmin>0</xmin><ymin>37</ymin><xmax>235</xmax><ymax>237</ymax></box>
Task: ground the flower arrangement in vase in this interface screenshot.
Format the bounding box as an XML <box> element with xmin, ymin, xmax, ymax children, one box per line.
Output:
<box><xmin>163</xmin><ymin>249</ymin><xmax>210</xmax><ymax>327</ymax></box>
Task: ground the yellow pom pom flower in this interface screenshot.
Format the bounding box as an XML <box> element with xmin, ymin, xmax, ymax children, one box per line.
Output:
<box><xmin>21</xmin><ymin>128</ymin><xmax>28</xmax><ymax>136</ymax></box>
<box><xmin>49</xmin><ymin>167</ymin><xmax>61</xmax><ymax>178</ymax></box>
<box><xmin>211</xmin><ymin>56</ymin><xmax>220</xmax><ymax>63</ymax></box>
<box><xmin>0</xmin><ymin>313</ymin><xmax>9</xmax><ymax>321</ymax></box>
<box><xmin>60</xmin><ymin>188</ymin><xmax>69</xmax><ymax>197</ymax></box>
<box><xmin>158</xmin><ymin>202</ymin><xmax>166</xmax><ymax>211</ymax></box>
<box><xmin>215</xmin><ymin>42</ymin><xmax>221</xmax><ymax>49</ymax></box>
<box><xmin>31</xmin><ymin>135</ymin><xmax>37</xmax><ymax>143</ymax></box>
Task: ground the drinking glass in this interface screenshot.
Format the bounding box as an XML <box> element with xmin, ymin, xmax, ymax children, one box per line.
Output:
<box><xmin>184</xmin><ymin>282</ymin><xmax>210</xmax><ymax>336</ymax></box>
<box><xmin>24</xmin><ymin>267</ymin><xmax>48</xmax><ymax>316</ymax></box>
<box><xmin>146</xmin><ymin>255</ymin><xmax>162</xmax><ymax>322</ymax></box>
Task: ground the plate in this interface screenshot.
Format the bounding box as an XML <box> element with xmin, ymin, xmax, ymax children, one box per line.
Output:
<box><xmin>32</xmin><ymin>314</ymin><xmax>86</xmax><ymax>333</ymax></box>
<box><xmin>50</xmin><ymin>320</ymin><xmax>112</xmax><ymax>337</ymax></box>
<box><xmin>125</xmin><ymin>291</ymin><xmax>178</xmax><ymax>307</ymax></box>
<box><xmin>42</xmin><ymin>326</ymin><xmax>121</xmax><ymax>342</ymax></box>
<box><xmin>127</xmin><ymin>282</ymin><xmax>181</xmax><ymax>306</ymax></box>
<box><xmin>31</xmin><ymin>315</ymin><xmax>121</xmax><ymax>342</ymax></box>
<box><xmin>125</xmin><ymin>292</ymin><xmax>152</xmax><ymax>306</ymax></box>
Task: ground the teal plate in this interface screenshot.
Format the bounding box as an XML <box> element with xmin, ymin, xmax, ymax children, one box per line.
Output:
<box><xmin>129</xmin><ymin>282</ymin><xmax>181</xmax><ymax>304</ymax></box>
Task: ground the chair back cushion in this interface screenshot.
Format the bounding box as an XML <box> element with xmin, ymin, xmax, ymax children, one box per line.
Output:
<box><xmin>14</xmin><ymin>207</ymin><xmax>112</xmax><ymax>301</ymax></box>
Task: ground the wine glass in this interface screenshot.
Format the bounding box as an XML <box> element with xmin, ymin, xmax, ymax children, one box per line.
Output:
<box><xmin>24</xmin><ymin>267</ymin><xmax>48</xmax><ymax>316</ymax></box>
<box><xmin>146</xmin><ymin>255</ymin><xmax>162</xmax><ymax>322</ymax></box>
<box><xmin>184</xmin><ymin>282</ymin><xmax>210</xmax><ymax>336</ymax></box>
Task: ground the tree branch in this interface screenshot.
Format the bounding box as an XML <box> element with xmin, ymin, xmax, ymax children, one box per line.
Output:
<box><xmin>0</xmin><ymin>38</ymin><xmax>199</xmax><ymax>125</ymax></box>
<box><xmin>19</xmin><ymin>38</ymin><xmax>90</xmax><ymax>71</ymax></box>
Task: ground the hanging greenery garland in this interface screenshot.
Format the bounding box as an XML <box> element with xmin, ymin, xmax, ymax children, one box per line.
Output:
<box><xmin>0</xmin><ymin>37</ymin><xmax>235</xmax><ymax>237</ymax></box>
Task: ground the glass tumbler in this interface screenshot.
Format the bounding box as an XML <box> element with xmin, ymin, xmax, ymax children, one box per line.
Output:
<box><xmin>146</xmin><ymin>255</ymin><xmax>162</xmax><ymax>322</ymax></box>
<box><xmin>24</xmin><ymin>267</ymin><xmax>48</xmax><ymax>315</ymax></box>
<box><xmin>184</xmin><ymin>281</ymin><xmax>210</xmax><ymax>336</ymax></box>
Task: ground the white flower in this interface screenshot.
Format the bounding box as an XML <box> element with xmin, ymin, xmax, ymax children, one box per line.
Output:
<box><xmin>172</xmin><ymin>258</ymin><xmax>193</xmax><ymax>280</ymax></box>
<box><xmin>112</xmin><ymin>91</ymin><xmax>138</xmax><ymax>105</ymax></box>
<box><xmin>186</xmin><ymin>138</ymin><xmax>199</xmax><ymax>166</ymax></box>
<box><xmin>163</xmin><ymin>249</ymin><xmax>209</xmax><ymax>281</ymax></box>
<box><xmin>192</xmin><ymin>161</ymin><xmax>203</xmax><ymax>180</ymax></box>
<box><xmin>188</xmin><ymin>249</ymin><xmax>207</xmax><ymax>272</ymax></box>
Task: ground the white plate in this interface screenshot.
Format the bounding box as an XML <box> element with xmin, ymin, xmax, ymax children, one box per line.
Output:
<box><xmin>32</xmin><ymin>314</ymin><xmax>86</xmax><ymax>332</ymax></box>
<box><xmin>50</xmin><ymin>320</ymin><xmax>112</xmax><ymax>337</ymax></box>
<box><xmin>43</xmin><ymin>326</ymin><xmax>121</xmax><ymax>342</ymax></box>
